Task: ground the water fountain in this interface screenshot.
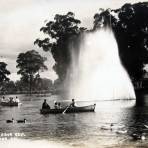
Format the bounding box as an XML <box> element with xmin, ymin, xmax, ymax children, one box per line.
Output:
<box><xmin>66</xmin><ymin>28</ymin><xmax>135</xmax><ymax>101</ymax></box>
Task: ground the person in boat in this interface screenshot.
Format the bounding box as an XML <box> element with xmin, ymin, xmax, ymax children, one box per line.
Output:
<box><xmin>54</xmin><ymin>101</ymin><xmax>58</xmax><ymax>109</ymax></box>
<box><xmin>42</xmin><ymin>99</ymin><xmax>50</xmax><ymax>109</ymax></box>
<box><xmin>70</xmin><ymin>99</ymin><xmax>76</xmax><ymax>107</ymax></box>
<box><xmin>9</xmin><ymin>97</ymin><xmax>14</xmax><ymax>103</ymax></box>
<box><xmin>1</xmin><ymin>96</ymin><xmax>5</xmax><ymax>102</ymax></box>
<box><xmin>15</xmin><ymin>96</ymin><xmax>20</xmax><ymax>103</ymax></box>
<box><xmin>58</xmin><ymin>102</ymin><xmax>61</xmax><ymax>109</ymax></box>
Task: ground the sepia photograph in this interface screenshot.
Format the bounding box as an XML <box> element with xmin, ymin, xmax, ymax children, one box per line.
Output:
<box><xmin>0</xmin><ymin>0</ymin><xmax>148</xmax><ymax>147</ymax></box>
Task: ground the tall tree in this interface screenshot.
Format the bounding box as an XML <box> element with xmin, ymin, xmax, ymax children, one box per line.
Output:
<box><xmin>2</xmin><ymin>81</ymin><xmax>16</xmax><ymax>94</ymax></box>
<box><xmin>34</xmin><ymin>12</ymin><xmax>86</xmax><ymax>82</ymax></box>
<box><xmin>0</xmin><ymin>62</ymin><xmax>10</xmax><ymax>83</ymax></box>
<box><xmin>0</xmin><ymin>62</ymin><xmax>10</xmax><ymax>93</ymax></box>
<box><xmin>16</xmin><ymin>50</ymin><xmax>48</xmax><ymax>95</ymax></box>
<box><xmin>93</xmin><ymin>2</ymin><xmax>148</xmax><ymax>82</ymax></box>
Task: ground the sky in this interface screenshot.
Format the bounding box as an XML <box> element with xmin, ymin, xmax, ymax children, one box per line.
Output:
<box><xmin>0</xmin><ymin>0</ymin><xmax>147</xmax><ymax>81</ymax></box>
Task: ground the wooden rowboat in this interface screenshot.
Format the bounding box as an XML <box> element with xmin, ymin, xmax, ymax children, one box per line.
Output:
<box><xmin>1</xmin><ymin>101</ymin><xmax>21</xmax><ymax>106</ymax></box>
<box><xmin>40</xmin><ymin>104</ymin><xmax>96</xmax><ymax>114</ymax></box>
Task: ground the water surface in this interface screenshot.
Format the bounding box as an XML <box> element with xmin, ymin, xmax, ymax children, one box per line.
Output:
<box><xmin>0</xmin><ymin>94</ymin><xmax>148</xmax><ymax>147</ymax></box>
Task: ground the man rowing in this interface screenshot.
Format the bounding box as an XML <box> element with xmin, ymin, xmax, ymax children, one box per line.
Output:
<box><xmin>42</xmin><ymin>99</ymin><xmax>50</xmax><ymax>109</ymax></box>
<box><xmin>70</xmin><ymin>99</ymin><xmax>77</xmax><ymax>107</ymax></box>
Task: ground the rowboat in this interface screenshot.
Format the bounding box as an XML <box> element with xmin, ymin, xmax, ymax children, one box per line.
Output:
<box><xmin>40</xmin><ymin>104</ymin><xmax>96</xmax><ymax>114</ymax></box>
<box><xmin>1</xmin><ymin>101</ymin><xmax>21</xmax><ymax>107</ymax></box>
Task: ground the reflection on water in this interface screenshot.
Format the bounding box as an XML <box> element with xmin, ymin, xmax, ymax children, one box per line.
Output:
<box><xmin>0</xmin><ymin>94</ymin><xmax>148</xmax><ymax>147</ymax></box>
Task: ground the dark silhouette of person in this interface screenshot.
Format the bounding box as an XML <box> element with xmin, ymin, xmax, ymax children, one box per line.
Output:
<box><xmin>54</xmin><ymin>101</ymin><xmax>58</xmax><ymax>109</ymax></box>
<box><xmin>1</xmin><ymin>96</ymin><xmax>5</xmax><ymax>101</ymax></box>
<box><xmin>9</xmin><ymin>97</ymin><xmax>14</xmax><ymax>103</ymax></box>
<box><xmin>58</xmin><ymin>102</ymin><xmax>61</xmax><ymax>109</ymax></box>
<box><xmin>70</xmin><ymin>99</ymin><xmax>76</xmax><ymax>107</ymax></box>
<box><xmin>42</xmin><ymin>99</ymin><xmax>50</xmax><ymax>109</ymax></box>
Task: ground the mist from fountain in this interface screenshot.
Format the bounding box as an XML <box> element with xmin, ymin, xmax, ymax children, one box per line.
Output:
<box><xmin>66</xmin><ymin>28</ymin><xmax>135</xmax><ymax>101</ymax></box>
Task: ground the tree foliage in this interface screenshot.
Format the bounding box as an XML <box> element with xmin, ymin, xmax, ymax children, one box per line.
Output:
<box><xmin>16</xmin><ymin>50</ymin><xmax>47</xmax><ymax>76</ymax></box>
<box><xmin>0</xmin><ymin>62</ymin><xmax>10</xmax><ymax>84</ymax></box>
<box><xmin>0</xmin><ymin>78</ymin><xmax>53</xmax><ymax>94</ymax></box>
<box><xmin>35</xmin><ymin>12</ymin><xmax>86</xmax><ymax>82</ymax></box>
<box><xmin>16</xmin><ymin>50</ymin><xmax>48</xmax><ymax>94</ymax></box>
<box><xmin>1</xmin><ymin>81</ymin><xmax>16</xmax><ymax>93</ymax></box>
<box><xmin>35</xmin><ymin>3</ymin><xmax>148</xmax><ymax>84</ymax></box>
<box><xmin>93</xmin><ymin>2</ymin><xmax>148</xmax><ymax>81</ymax></box>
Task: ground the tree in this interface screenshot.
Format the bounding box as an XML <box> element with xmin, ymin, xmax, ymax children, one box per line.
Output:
<box><xmin>93</xmin><ymin>2</ymin><xmax>148</xmax><ymax>82</ymax></box>
<box><xmin>2</xmin><ymin>81</ymin><xmax>16</xmax><ymax>94</ymax></box>
<box><xmin>0</xmin><ymin>62</ymin><xmax>10</xmax><ymax>94</ymax></box>
<box><xmin>0</xmin><ymin>62</ymin><xmax>10</xmax><ymax>85</ymax></box>
<box><xmin>16</xmin><ymin>50</ymin><xmax>48</xmax><ymax>95</ymax></box>
<box><xmin>34</xmin><ymin>77</ymin><xmax>53</xmax><ymax>92</ymax></box>
<box><xmin>34</xmin><ymin>12</ymin><xmax>86</xmax><ymax>82</ymax></box>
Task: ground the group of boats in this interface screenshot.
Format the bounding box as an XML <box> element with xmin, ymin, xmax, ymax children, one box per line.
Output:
<box><xmin>0</xmin><ymin>96</ymin><xmax>96</xmax><ymax>114</ymax></box>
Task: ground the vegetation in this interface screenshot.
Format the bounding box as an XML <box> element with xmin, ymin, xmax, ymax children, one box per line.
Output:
<box><xmin>35</xmin><ymin>2</ymin><xmax>148</xmax><ymax>86</ymax></box>
<box><xmin>34</xmin><ymin>12</ymin><xmax>86</xmax><ymax>82</ymax></box>
<box><xmin>1</xmin><ymin>2</ymin><xmax>148</xmax><ymax>95</ymax></box>
<box><xmin>16</xmin><ymin>50</ymin><xmax>48</xmax><ymax>95</ymax></box>
<box><xmin>0</xmin><ymin>51</ymin><xmax>55</xmax><ymax>95</ymax></box>
<box><xmin>93</xmin><ymin>2</ymin><xmax>148</xmax><ymax>82</ymax></box>
<box><xmin>0</xmin><ymin>62</ymin><xmax>10</xmax><ymax>91</ymax></box>
<box><xmin>0</xmin><ymin>62</ymin><xmax>10</xmax><ymax>83</ymax></box>
<box><xmin>0</xmin><ymin>78</ymin><xmax>54</xmax><ymax>95</ymax></box>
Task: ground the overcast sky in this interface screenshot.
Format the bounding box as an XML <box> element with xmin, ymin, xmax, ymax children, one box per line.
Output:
<box><xmin>0</xmin><ymin>0</ymin><xmax>147</xmax><ymax>81</ymax></box>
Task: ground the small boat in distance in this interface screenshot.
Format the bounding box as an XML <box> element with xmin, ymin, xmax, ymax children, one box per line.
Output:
<box><xmin>1</xmin><ymin>96</ymin><xmax>21</xmax><ymax>107</ymax></box>
<box><xmin>40</xmin><ymin>104</ymin><xmax>96</xmax><ymax>114</ymax></box>
<box><xmin>1</xmin><ymin>101</ymin><xmax>21</xmax><ymax>106</ymax></box>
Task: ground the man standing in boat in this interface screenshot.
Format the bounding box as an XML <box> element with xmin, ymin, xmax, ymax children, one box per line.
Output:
<box><xmin>42</xmin><ymin>99</ymin><xmax>50</xmax><ymax>109</ymax></box>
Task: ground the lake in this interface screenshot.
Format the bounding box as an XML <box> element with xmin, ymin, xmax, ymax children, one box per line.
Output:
<box><xmin>0</xmin><ymin>94</ymin><xmax>148</xmax><ymax>148</ymax></box>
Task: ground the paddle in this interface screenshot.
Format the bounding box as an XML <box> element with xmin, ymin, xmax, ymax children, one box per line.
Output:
<box><xmin>62</xmin><ymin>99</ymin><xmax>75</xmax><ymax>114</ymax></box>
<box><xmin>62</xmin><ymin>105</ymin><xmax>70</xmax><ymax>114</ymax></box>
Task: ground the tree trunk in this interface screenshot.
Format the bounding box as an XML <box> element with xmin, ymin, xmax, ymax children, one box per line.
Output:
<box><xmin>135</xmin><ymin>89</ymin><xmax>146</xmax><ymax>106</ymax></box>
<box><xmin>29</xmin><ymin>75</ymin><xmax>32</xmax><ymax>96</ymax></box>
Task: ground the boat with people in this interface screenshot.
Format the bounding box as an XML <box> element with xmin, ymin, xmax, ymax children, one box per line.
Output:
<box><xmin>0</xmin><ymin>96</ymin><xmax>21</xmax><ymax>107</ymax></box>
<box><xmin>1</xmin><ymin>101</ymin><xmax>21</xmax><ymax>106</ymax></box>
<box><xmin>40</xmin><ymin>104</ymin><xmax>96</xmax><ymax>114</ymax></box>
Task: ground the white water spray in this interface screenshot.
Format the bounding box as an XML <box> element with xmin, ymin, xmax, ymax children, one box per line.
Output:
<box><xmin>66</xmin><ymin>28</ymin><xmax>135</xmax><ymax>100</ymax></box>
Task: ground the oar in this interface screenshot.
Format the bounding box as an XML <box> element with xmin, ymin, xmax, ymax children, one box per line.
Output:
<box><xmin>62</xmin><ymin>106</ymin><xmax>70</xmax><ymax>114</ymax></box>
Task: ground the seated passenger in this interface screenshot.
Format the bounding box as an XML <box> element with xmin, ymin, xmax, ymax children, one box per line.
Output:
<box><xmin>9</xmin><ymin>97</ymin><xmax>14</xmax><ymax>103</ymax></box>
<box><xmin>42</xmin><ymin>99</ymin><xmax>50</xmax><ymax>109</ymax></box>
<box><xmin>15</xmin><ymin>96</ymin><xmax>20</xmax><ymax>103</ymax></box>
<box><xmin>54</xmin><ymin>101</ymin><xmax>58</xmax><ymax>109</ymax></box>
<box><xmin>70</xmin><ymin>99</ymin><xmax>76</xmax><ymax>107</ymax></box>
<box><xmin>1</xmin><ymin>96</ymin><xmax>5</xmax><ymax>102</ymax></box>
<box><xmin>58</xmin><ymin>102</ymin><xmax>61</xmax><ymax>109</ymax></box>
